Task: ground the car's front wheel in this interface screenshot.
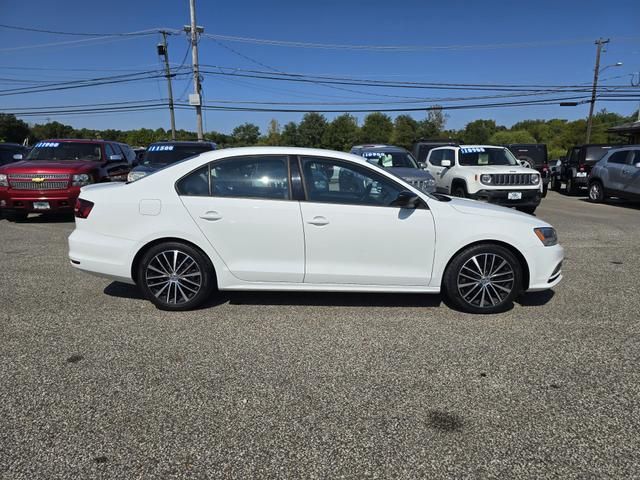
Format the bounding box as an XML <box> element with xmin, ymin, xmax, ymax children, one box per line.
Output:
<box><xmin>588</xmin><ymin>181</ymin><xmax>605</xmax><ymax>203</ymax></box>
<box><xmin>443</xmin><ymin>244</ymin><xmax>523</xmax><ymax>314</ymax></box>
<box><xmin>137</xmin><ymin>241</ymin><xmax>216</xmax><ymax>311</ymax></box>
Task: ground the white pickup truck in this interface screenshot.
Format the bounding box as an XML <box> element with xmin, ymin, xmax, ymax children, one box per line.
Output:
<box><xmin>425</xmin><ymin>145</ymin><xmax>543</xmax><ymax>214</ymax></box>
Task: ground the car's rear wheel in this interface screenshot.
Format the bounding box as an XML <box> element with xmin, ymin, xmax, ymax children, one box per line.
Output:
<box><xmin>516</xmin><ymin>206</ymin><xmax>537</xmax><ymax>215</ymax></box>
<box><xmin>566</xmin><ymin>177</ymin><xmax>576</xmax><ymax>195</ymax></box>
<box><xmin>443</xmin><ymin>244</ymin><xmax>522</xmax><ymax>314</ymax></box>
<box><xmin>588</xmin><ymin>181</ymin><xmax>605</xmax><ymax>203</ymax></box>
<box><xmin>137</xmin><ymin>242</ymin><xmax>216</xmax><ymax>311</ymax></box>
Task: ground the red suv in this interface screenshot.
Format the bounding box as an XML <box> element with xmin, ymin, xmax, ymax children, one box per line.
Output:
<box><xmin>0</xmin><ymin>139</ymin><xmax>132</xmax><ymax>220</ymax></box>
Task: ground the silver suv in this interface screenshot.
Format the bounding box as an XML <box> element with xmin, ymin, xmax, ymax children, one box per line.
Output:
<box><xmin>588</xmin><ymin>146</ymin><xmax>640</xmax><ymax>202</ymax></box>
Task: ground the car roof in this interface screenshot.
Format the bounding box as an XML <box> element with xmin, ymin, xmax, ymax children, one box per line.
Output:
<box><xmin>352</xmin><ymin>144</ymin><xmax>407</xmax><ymax>152</ymax></box>
<box><xmin>38</xmin><ymin>138</ymin><xmax>116</xmax><ymax>144</ymax></box>
<box><xmin>150</xmin><ymin>140</ymin><xmax>217</xmax><ymax>146</ymax></box>
<box><xmin>183</xmin><ymin>146</ymin><xmax>371</xmax><ymax>165</ymax></box>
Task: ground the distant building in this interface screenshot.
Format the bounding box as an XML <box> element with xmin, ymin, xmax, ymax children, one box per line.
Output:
<box><xmin>608</xmin><ymin>120</ymin><xmax>640</xmax><ymax>144</ymax></box>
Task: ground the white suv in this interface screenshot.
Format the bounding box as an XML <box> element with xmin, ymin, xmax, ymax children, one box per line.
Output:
<box><xmin>426</xmin><ymin>145</ymin><xmax>543</xmax><ymax>214</ymax></box>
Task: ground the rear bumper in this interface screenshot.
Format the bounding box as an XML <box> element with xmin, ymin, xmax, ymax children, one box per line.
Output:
<box><xmin>0</xmin><ymin>188</ymin><xmax>80</xmax><ymax>213</ymax></box>
<box><xmin>573</xmin><ymin>174</ymin><xmax>589</xmax><ymax>187</ymax></box>
<box><xmin>68</xmin><ymin>227</ymin><xmax>137</xmax><ymax>284</ymax></box>
<box><xmin>469</xmin><ymin>189</ymin><xmax>542</xmax><ymax>207</ymax></box>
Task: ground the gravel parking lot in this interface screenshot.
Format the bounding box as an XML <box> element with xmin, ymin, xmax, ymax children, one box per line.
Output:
<box><xmin>1</xmin><ymin>192</ymin><xmax>639</xmax><ymax>479</ymax></box>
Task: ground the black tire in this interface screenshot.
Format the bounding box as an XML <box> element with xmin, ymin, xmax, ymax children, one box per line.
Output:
<box><xmin>542</xmin><ymin>183</ymin><xmax>548</xmax><ymax>198</ymax></box>
<box><xmin>443</xmin><ymin>243</ymin><xmax>523</xmax><ymax>314</ymax></box>
<box><xmin>516</xmin><ymin>206</ymin><xmax>537</xmax><ymax>215</ymax></box>
<box><xmin>587</xmin><ymin>180</ymin><xmax>605</xmax><ymax>203</ymax></box>
<box><xmin>137</xmin><ymin>241</ymin><xmax>216</xmax><ymax>311</ymax></box>
<box><xmin>565</xmin><ymin>177</ymin><xmax>576</xmax><ymax>195</ymax></box>
<box><xmin>551</xmin><ymin>176</ymin><xmax>561</xmax><ymax>192</ymax></box>
<box><xmin>6</xmin><ymin>211</ymin><xmax>28</xmax><ymax>222</ymax></box>
<box><xmin>452</xmin><ymin>184</ymin><xmax>467</xmax><ymax>198</ymax></box>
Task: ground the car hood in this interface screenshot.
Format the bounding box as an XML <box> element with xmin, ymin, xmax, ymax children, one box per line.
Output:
<box><xmin>131</xmin><ymin>164</ymin><xmax>162</xmax><ymax>174</ymax></box>
<box><xmin>448</xmin><ymin>197</ymin><xmax>548</xmax><ymax>225</ymax></box>
<box><xmin>0</xmin><ymin>160</ymin><xmax>98</xmax><ymax>174</ymax></box>
<box><xmin>459</xmin><ymin>165</ymin><xmax>539</xmax><ymax>175</ymax></box>
<box><xmin>387</xmin><ymin>167</ymin><xmax>435</xmax><ymax>180</ymax></box>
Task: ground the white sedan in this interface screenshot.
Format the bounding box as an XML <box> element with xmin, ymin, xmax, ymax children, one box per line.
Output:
<box><xmin>68</xmin><ymin>147</ymin><xmax>563</xmax><ymax>314</ymax></box>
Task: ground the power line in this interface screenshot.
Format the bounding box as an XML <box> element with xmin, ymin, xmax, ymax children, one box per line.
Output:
<box><xmin>202</xmin><ymin>33</ymin><xmax>640</xmax><ymax>52</ymax></box>
<box><xmin>0</xmin><ymin>23</ymin><xmax>174</xmax><ymax>37</ymax></box>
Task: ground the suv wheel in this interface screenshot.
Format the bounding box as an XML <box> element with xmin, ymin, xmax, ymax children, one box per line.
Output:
<box><xmin>137</xmin><ymin>242</ymin><xmax>216</xmax><ymax>311</ymax></box>
<box><xmin>6</xmin><ymin>211</ymin><xmax>28</xmax><ymax>222</ymax></box>
<box><xmin>588</xmin><ymin>181</ymin><xmax>605</xmax><ymax>203</ymax></box>
<box><xmin>566</xmin><ymin>177</ymin><xmax>576</xmax><ymax>195</ymax></box>
<box><xmin>443</xmin><ymin>244</ymin><xmax>522</xmax><ymax>314</ymax></box>
<box><xmin>516</xmin><ymin>206</ymin><xmax>537</xmax><ymax>215</ymax></box>
<box><xmin>452</xmin><ymin>185</ymin><xmax>467</xmax><ymax>198</ymax></box>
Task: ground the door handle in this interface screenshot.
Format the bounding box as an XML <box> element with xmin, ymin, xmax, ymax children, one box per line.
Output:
<box><xmin>307</xmin><ymin>216</ymin><xmax>329</xmax><ymax>226</ymax></box>
<box><xmin>200</xmin><ymin>211</ymin><xmax>222</xmax><ymax>221</ymax></box>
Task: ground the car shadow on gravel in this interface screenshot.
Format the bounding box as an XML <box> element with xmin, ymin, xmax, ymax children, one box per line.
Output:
<box><xmin>516</xmin><ymin>290</ymin><xmax>555</xmax><ymax>307</ymax></box>
<box><xmin>104</xmin><ymin>281</ymin><xmax>444</xmax><ymax>309</ymax></box>
<box><xmin>577</xmin><ymin>197</ymin><xmax>640</xmax><ymax>210</ymax></box>
<box><xmin>3</xmin><ymin>213</ymin><xmax>75</xmax><ymax>223</ymax></box>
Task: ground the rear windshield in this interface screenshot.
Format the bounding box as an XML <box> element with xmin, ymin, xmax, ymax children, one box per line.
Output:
<box><xmin>360</xmin><ymin>151</ymin><xmax>418</xmax><ymax>169</ymax></box>
<box><xmin>142</xmin><ymin>144</ymin><xmax>214</xmax><ymax>166</ymax></box>
<box><xmin>507</xmin><ymin>145</ymin><xmax>547</xmax><ymax>166</ymax></box>
<box><xmin>27</xmin><ymin>142</ymin><xmax>102</xmax><ymax>161</ymax></box>
<box><xmin>459</xmin><ymin>147</ymin><xmax>519</xmax><ymax>166</ymax></box>
<box><xmin>585</xmin><ymin>146</ymin><xmax>614</xmax><ymax>164</ymax></box>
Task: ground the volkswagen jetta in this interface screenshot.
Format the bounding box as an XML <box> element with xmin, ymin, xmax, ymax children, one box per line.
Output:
<box><xmin>68</xmin><ymin>147</ymin><xmax>563</xmax><ymax>314</ymax></box>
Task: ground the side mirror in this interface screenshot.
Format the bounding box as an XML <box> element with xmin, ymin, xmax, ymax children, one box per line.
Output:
<box><xmin>109</xmin><ymin>154</ymin><xmax>123</xmax><ymax>162</ymax></box>
<box><xmin>441</xmin><ymin>159</ymin><xmax>452</xmax><ymax>168</ymax></box>
<box><xmin>13</xmin><ymin>153</ymin><xmax>23</xmax><ymax>160</ymax></box>
<box><xmin>391</xmin><ymin>190</ymin><xmax>420</xmax><ymax>208</ymax></box>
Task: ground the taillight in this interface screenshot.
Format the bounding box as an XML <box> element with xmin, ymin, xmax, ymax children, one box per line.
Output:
<box><xmin>578</xmin><ymin>164</ymin><xmax>585</xmax><ymax>172</ymax></box>
<box><xmin>74</xmin><ymin>198</ymin><xmax>94</xmax><ymax>218</ymax></box>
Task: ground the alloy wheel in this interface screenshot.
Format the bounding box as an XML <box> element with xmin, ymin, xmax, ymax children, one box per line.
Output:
<box><xmin>457</xmin><ymin>253</ymin><xmax>515</xmax><ymax>309</ymax></box>
<box><xmin>589</xmin><ymin>183</ymin><xmax>601</xmax><ymax>201</ymax></box>
<box><xmin>145</xmin><ymin>250</ymin><xmax>203</xmax><ymax>305</ymax></box>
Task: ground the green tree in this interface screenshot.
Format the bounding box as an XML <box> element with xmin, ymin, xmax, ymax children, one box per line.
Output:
<box><xmin>232</xmin><ymin>123</ymin><xmax>260</xmax><ymax>146</ymax></box>
<box><xmin>0</xmin><ymin>114</ymin><xmax>30</xmax><ymax>143</ymax></box>
<box><xmin>462</xmin><ymin>119</ymin><xmax>499</xmax><ymax>144</ymax></box>
<box><xmin>280</xmin><ymin>122</ymin><xmax>299</xmax><ymax>146</ymax></box>
<box><xmin>297</xmin><ymin>112</ymin><xmax>327</xmax><ymax>148</ymax></box>
<box><xmin>392</xmin><ymin>115</ymin><xmax>419</xmax><ymax>149</ymax></box>
<box><xmin>322</xmin><ymin>114</ymin><xmax>359</xmax><ymax>151</ymax></box>
<box><xmin>263</xmin><ymin>119</ymin><xmax>282</xmax><ymax>146</ymax></box>
<box><xmin>360</xmin><ymin>112</ymin><xmax>393</xmax><ymax>144</ymax></box>
<box><xmin>489</xmin><ymin>130</ymin><xmax>537</xmax><ymax>145</ymax></box>
<box><xmin>31</xmin><ymin>121</ymin><xmax>74</xmax><ymax>141</ymax></box>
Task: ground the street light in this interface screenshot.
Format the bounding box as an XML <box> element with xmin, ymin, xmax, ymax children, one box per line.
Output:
<box><xmin>585</xmin><ymin>38</ymin><xmax>623</xmax><ymax>143</ymax></box>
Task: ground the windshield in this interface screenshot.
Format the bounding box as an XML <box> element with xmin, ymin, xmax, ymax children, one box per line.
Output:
<box><xmin>361</xmin><ymin>151</ymin><xmax>418</xmax><ymax>169</ymax></box>
<box><xmin>458</xmin><ymin>147</ymin><xmax>519</xmax><ymax>166</ymax></box>
<box><xmin>142</xmin><ymin>144</ymin><xmax>214</xmax><ymax>166</ymax></box>
<box><xmin>27</xmin><ymin>142</ymin><xmax>102</xmax><ymax>162</ymax></box>
<box><xmin>0</xmin><ymin>147</ymin><xmax>24</xmax><ymax>164</ymax></box>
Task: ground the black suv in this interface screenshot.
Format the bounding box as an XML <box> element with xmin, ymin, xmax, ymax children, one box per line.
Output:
<box><xmin>127</xmin><ymin>141</ymin><xmax>217</xmax><ymax>182</ymax></box>
<box><xmin>551</xmin><ymin>144</ymin><xmax>622</xmax><ymax>194</ymax></box>
<box><xmin>504</xmin><ymin>144</ymin><xmax>550</xmax><ymax>196</ymax></box>
<box><xmin>0</xmin><ymin>143</ymin><xmax>29</xmax><ymax>167</ymax></box>
<box><xmin>412</xmin><ymin>140</ymin><xmax>460</xmax><ymax>168</ymax></box>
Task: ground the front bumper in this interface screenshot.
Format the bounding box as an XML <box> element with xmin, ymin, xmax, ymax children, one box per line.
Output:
<box><xmin>469</xmin><ymin>189</ymin><xmax>542</xmax><ymax>207</ymax></box>
<box><xmin>527</xmin><ymin>243</ymin><xmax>564</xmax><ymax>291</ymax></box>
<box><xmin>0</xmin><ymin>187</ymin><xmax>80</xmax><ymax>213</ymax></box>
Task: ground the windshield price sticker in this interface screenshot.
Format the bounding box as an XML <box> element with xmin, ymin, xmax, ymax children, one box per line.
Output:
<box><xmin>35</xmin><ymin>142</ymin><xmax>60</xmax><ymax>148</ymax></box>
<box><xmin>362</xmin><ymin>152</ymin><xmax>385</xmax><ymax>157</ymax></box>
<box><xmin>460</xmin><ymin>147</ymin><xmax>485</xmax><ymax>154</ymax></box>
<box><xmin>148</xmin><ymin>145</ymin><xmax>174</xmax><ymax>152</ymax></box>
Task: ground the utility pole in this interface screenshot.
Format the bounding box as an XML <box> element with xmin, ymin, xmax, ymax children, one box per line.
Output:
<box><xmin>585</xmin><ymin>38</ymin><xmax>609</xmax><ymax>144</ymax></box>
<box><xmin>186</xmin><ymin>0</ymin><xmax>204</xmax><ymax>141</ymax></box>
<box><xmin>158</xmin><ymin>31</ymin><xmax>176</xmax><ymax>140</ymax></box>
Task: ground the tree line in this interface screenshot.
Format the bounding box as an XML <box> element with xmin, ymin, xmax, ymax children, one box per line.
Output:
<box><xmin>0</xmin><ymin>108</ymin><xmax>634</xmax><ymax>160</ymax></box>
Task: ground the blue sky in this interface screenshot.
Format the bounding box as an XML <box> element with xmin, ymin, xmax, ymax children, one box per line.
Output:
<box><xmin>1</xmin><ymin>0</ymin><xmax>638</xmax><ymax>135</ymax></box>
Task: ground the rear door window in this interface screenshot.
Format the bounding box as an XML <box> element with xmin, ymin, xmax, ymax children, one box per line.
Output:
<box><xmin>608</xmin><ymin>151</ymin><xmax>629</xmax><ymax>164</ymax></box>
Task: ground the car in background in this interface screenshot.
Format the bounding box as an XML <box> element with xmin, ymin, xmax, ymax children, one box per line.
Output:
<box><xmin>0</xmin><ymin>143</ymin><xmax>29</xmax><ymax>167</ymax></box>
<box><xmin>412</xmin><ymin>140</ymin><xmax>460</xmax><ymax>168</ymax></box>
<box><xmin>349</xmin><ymin>144</ymin><xmax>436</xmax><ymax>194</ymax></box>
<box><xmin>504</xmin><ymin>144</ymin><xmax>550</xmax><ymax>196</ymax></box>
<box><xmin>127</xmin><ymin>141</ymin><xmax>217</xmax><ymax>182</ymax></box>
<box><xmin>425</xmin><ymin>144</ymin><xmax>543</xmax><ymax>214</ymax></box>
<box><xmin>553</xmin><ymin>144</ymin><xmax>622</xmax><ymax>195</ymax></box>
<box><xmin>69</xmin><ymin>146</ymin><xmax>563</xmax><ymax>314</ymax></box>
<box><xmin>588</xmin><ymin>145</ymin><xmax>640</xmax><ymax>202</ymax></box>
<box><xmin>0</xmin><ymin>139</ymin><xmax>132</xmax><ymax>221</ymax></box>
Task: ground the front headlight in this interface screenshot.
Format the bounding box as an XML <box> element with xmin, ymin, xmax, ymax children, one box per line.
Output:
<box><xmin>534</xmin><ymin>227</ymin><xmax>557</xmax><ymax>246</ymax></box>
<box><xmin>480</xmin><ymin>174</ymin><xmax>492</xmax><ymax>184</ymax></box>
<box><xmin>426</xmin><ymin>177</ymin><xmax>436</xmax><ymax>186</ymax></box>
<box><xmin>531</xmin><ymin>174</ymin><xmax>540</xmax><ymax>184</ymax></box>
<box><xmin>127</xmin><ymin>171</ymin><xmax>147</xmax><ymax>182</ymax></box>
<box><xmin>72</xmin><ymin>174</ymin><xmax>93</xmax><ymax>187</ymax></box>
<box><xmin>0</xmin><ymin>174</ymin><xmax>7</xmax><ymax>187</ymax></box>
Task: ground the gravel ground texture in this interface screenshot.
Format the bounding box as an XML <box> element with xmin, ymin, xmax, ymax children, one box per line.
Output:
<box><xmin>1</xmin><ymin>191</ymin><xmax>639</xmax><ymax>479</ymax></box>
